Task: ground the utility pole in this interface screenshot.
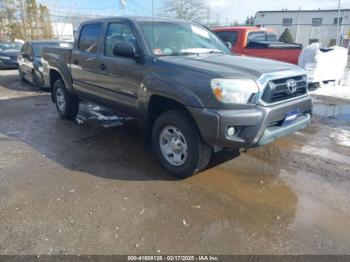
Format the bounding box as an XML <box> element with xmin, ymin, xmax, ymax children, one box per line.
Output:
<box><xmin>295</xmin><ymin>7</ymin><xmax>301</xmax><ymax>43</ymax></box>
<box><xmin>206</xmin><ymin>6</ymin><xmax>210</xmax><ymax>26</ymax></box>
<box><xmin>120</xmin><ymin>0</ymin><xmax>127</xmax><ymax>16</ymax></box>
<box><xmin>336</xmin><ymin>0</ymin><xmax>341</xmax><ymax>46</ymax></box>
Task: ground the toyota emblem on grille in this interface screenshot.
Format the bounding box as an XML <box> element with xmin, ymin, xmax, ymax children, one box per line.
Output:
<box><xmin>286</xmin><ymin>79</ymin><xmax>297</xmax><ymax>93</ymax></box>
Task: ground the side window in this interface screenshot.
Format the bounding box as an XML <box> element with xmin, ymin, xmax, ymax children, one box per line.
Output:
<box><xmin>267</xmin><ymin>33</ymin><xmax>278</xmax><ymax>42</ymax></box>
<box><xmin>78</xmin><ymin>23</ymin><xmax>102</xmax><ymax>53</ymax></box>
<box><xmin>282</xmin><ymin>18</ymin><xmax>293</xmax><ymax>26</ymax></box>
<box><xmin>20</xmin><ymin>43</ymin><xmax>27</xmax><ymax>54</ymax></box>
<box><xmin>27</xmin><ymin>43</ymin><xmax>32</xmax><ymax>57</ymax></box>
<box><xmin>105</xmin><ymin>23</ymin><xmax>138</xmax><ymax>57</ymax></box>
<box><xmin>312</xmin><ymin>18</ymin><xmax>322</xmax><ymax>26</ymax></box>
<box><xmin>216</xmin><ymin>31</ymin><xmax>238</xmax><ymax>46</ymax></box>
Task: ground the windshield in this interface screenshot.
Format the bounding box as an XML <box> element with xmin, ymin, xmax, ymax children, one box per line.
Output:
<box><xmin>32</xmin><ymin>42</ymin><xmax>72</xmax><ymax>57</ymax></box>
<box><xmin>0</xmin><ymin>42</ymin><xmax>22</xmax><ymax>52</ymax></box>
<box><xmin>139</xmin><ymin>22</ymin><xmax>229</xmax><ymax>56</ymax></box>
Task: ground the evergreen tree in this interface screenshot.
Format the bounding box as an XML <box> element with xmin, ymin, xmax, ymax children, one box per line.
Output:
<box><xmin>279</xmin><ymin>28</ymin><xmax>294</xmax><ymax>43</ymax></box>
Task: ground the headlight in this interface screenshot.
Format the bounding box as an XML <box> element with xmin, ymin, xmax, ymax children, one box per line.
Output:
<box><xmin>0</xmin><ymin>55</ymin><xmax>11</xmax><ymax>60</ymax></box>
<box><xmin>211</xmin><ymin>79</ymin><xmax>259</xmax><ymax>104</ymax></box>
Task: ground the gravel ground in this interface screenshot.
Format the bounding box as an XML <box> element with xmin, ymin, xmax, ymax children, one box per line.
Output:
<box><xmin>0</xmin><ymin>69</ymin><xmax>350</xmax><ymax>255</ymax></box>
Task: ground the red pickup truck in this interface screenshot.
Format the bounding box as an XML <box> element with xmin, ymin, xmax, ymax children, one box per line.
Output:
<box><xmin>213</xmin><ymin>27</ymin><xmax>302</xmax><ymax>65</ymax></box>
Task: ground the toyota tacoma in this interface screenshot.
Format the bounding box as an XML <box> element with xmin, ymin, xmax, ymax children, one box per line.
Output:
<box><xmin>42</xmin><ymin>17</ymin><xmax>312</xmax><ymax>178</ymax></box>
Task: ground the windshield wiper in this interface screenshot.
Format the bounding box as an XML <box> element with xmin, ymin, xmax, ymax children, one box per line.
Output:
<box><xmin>157</xmin><ymin>52</ymin><xmax>193</xmax><ymax>57</ymax></box>
<box><xmin>207</xmin><ymin>50</ymin><xmax>224</xmax><ymax>54</ymax></box>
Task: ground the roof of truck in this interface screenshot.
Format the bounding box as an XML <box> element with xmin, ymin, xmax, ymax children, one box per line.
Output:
<box><xmin>28</xmin><ymin>40</ymin><xmax>68</xmax><ymax>44</ymax></box>
<box><xmin>80</xmin><ymin>16</ymin><xmax>194</xmax><ymax>24</ymax></box>
<box><xmin>212</xmin><ymin>26</ymin><xmax>275</xmax><ymax>33</ymax></box>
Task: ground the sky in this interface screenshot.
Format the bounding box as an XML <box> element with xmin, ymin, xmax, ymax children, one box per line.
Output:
<box><xmin>39</xmin><ymin>0</ymin><xmax>350</xmax><ymax>24</ymax></box>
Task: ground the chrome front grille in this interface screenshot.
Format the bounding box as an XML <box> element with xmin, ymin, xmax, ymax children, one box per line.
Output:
<box><xmin>261</xmin><ymin>76</ymin><xmax>308</xmax><ymax>104</ymax></box>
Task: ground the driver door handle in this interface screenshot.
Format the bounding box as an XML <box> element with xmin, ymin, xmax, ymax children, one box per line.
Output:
<box><xmin>99</xmin><ymin>63</ymin><xmax>107</xmax><ymax>70</ymax></box>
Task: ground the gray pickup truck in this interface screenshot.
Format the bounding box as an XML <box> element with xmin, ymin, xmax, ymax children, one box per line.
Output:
<box><xmin>42</xmin><ymin>17</ymin><xmax>312</xmax><ymax>178</ymax></box>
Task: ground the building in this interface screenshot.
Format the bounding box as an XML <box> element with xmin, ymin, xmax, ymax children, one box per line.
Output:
<box><xmin>51</xmin><ymin>22</ymin><xmax>74</xmax><ymax>41</ymax></box>
<box><xmin>254</xmin><ymin>9</ymin><xmax>350</xmax><ymax>47</ymax></box>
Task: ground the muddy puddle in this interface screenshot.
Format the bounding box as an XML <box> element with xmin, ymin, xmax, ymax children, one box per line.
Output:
<box><xmin>313</xmin><ymin>103</ymin><xmax>350</xmax><ymax>121</ymax></box>
<box><xmin>187</xmin><ymin>149</ymin><xmax>350</xmax><ymax>247</ymax></box>
<box><xmin>187</xmin><ymin>153</ymin><xmax>298</xmax><ymax>232</ymax></box>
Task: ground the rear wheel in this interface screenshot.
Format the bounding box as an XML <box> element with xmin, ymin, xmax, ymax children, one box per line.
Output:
<box><xmin>53</xmin><ymin>79</ymin><xmax>79</xmax><ymax>120</ymax></box>
<box><xmin>152</xmin><ymin>110</ymin><xmax>212</xmax><ymax>178</ymax></box>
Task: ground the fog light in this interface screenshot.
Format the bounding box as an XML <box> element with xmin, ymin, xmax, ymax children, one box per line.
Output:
<box><xmin>227</xmin><ymin>127</ymin><xmax>236</xmax><ymax>137</ymax></box>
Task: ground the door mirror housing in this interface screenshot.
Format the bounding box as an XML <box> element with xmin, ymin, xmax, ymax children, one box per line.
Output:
<box><xmin>113</xmin><ymin>42</ymin><xmax>136</xmax><ymax>58</ymax></box>
<box><xmin>22</xmin><ymin>53</ymin><xmax>30</xmax><ymax>59</ymax></box>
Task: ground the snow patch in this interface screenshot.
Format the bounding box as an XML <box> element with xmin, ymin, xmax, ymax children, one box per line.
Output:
<box><xmin>330</xmin><ymin>129</ymin><xmax>350</xmax><ymax>147</ymax></box>
<box><xmin>311</xmin><ymin>83</ymin><xmax>350</xmax><ymax>100</ymax></box>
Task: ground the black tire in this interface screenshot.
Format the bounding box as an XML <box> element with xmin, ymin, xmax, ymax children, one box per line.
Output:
<box><xmin>53</xmin><ymin>79</ymin><xmax>79</xmax><ymax>120</ymax></box>
<box><xmin>18</xmin><ymin>69</ymin><xmax>25</xmax><ymax>81</ymax></box>
<box><xmin>152</xmin><ymin>110</ymin><xmax>212</xmax><ymax>178</ymax></box>
<box><xmin>32</xmin><ymin>71</ymin><xmax>42</xmax><ymax>90</ymax></box>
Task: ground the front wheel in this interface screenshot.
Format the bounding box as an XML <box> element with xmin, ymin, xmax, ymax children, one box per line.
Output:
<box><xmin>152</xmin><ymin>110</ymin><xmax>212</xmax><ymax>178</ymax></box>
<box><xmin>53</xmin><ymin>79</ymin><xmax>79</xmax><ymax>120</ymax></box>
<box><xmin>19</xmin><ymin>69</ymin><xmax>25</xmax><ymax>81</ymax></box>
<box><xmin>32</xmin><ymin>71</ymin><xmax>42</xmax><ymax>90</ymax></box>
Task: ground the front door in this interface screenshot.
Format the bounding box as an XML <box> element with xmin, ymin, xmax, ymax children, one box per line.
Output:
<box><xmin>97</xmin><ymin>22</ymin><xmax>143</xmax><ymax>117</ymax></box>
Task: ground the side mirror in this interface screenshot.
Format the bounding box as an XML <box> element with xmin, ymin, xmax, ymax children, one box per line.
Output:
<box><xmin>22</xmin><ymin>53</ymin><xmax>30</xmax><ymax>59</ymax></box>
<box><xmin>225</xmin><ymin>42</ymin><xmax>232</xmax><ymax>49</ymax></box>
<box><xmin>113</xmin><ymin>42</ymin><xmax>136</xmax><ymax>58</ymax></box>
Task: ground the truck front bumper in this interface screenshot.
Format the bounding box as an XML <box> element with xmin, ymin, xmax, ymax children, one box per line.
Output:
<box><xmin>188</xmin><ymin>95</ymin><xmax>312</xmax><ymax>149</ymax></box>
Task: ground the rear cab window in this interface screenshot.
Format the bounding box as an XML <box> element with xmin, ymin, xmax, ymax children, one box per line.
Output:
<box><xmin>248</xmin><ymin>31</ymin><xmax>267</xmax><ymax>43</ymax></box>
<box><xmin>78</xmin><ymin>23</ymin><xmax>103</xmax><ymax>53</ymax></box>
<box><xmin>248</xmin><ymin>31</ymin><xmax>278</xmax><ymax>43</ymax></box>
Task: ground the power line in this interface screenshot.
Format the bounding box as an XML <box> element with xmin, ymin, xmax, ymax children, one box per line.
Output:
<box><xmin>129</xmin><ymin>0</ymin><xmax>152</xmax><ymax>13</ymax></box>
<box><xmin>37</xmin><ymin>3</ymin><xmax>118</xmax><ymax>10</ymax></box>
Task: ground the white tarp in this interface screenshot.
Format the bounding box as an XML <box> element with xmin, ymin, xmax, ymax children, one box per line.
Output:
<box><xmin>298</xmin><ymin>43</ymin><xmax>348</xmax><ymax>83</ymax></box>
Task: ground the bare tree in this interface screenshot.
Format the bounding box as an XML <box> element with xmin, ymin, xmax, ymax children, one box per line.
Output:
<box><xmin>0</xmin><ymin>0</ymin><xmax>22</xmax><ymax>41</ymax></box>
<box><xmin>38</xmin><ymin>4</ymin><xmax>53</xmax><ymax>39</ymax></box>
<box><xmin>0</xmin><ymin>0</ymin><xmax>53</xmax><ymax>41</ymax></box>
<box><xmin>245</xmin><ymin>16</ymin><xmax>255</xmax><ymax>26</ymax></box>
<box><xmin>161</xmin><ymin>0</ymin><xmax>207</xmax><ymax>22</ymax></box>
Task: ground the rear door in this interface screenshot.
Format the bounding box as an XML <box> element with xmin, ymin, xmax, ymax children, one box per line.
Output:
<box><xmin>70</xmin><ymin>22</ymin><xmax>103</xmax><ymax>98</ymax></box>
<box><xmin>96</xmin><ymin>21</ymin><xmax>144</xmax><ymax>117</ymax></box>
<box><xmin>19</xmin><ymin>43</ymin><xmax>32</xmax><ymax>77</ymax></box>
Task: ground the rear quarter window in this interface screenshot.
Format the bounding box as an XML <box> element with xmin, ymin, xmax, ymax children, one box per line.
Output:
<box><xmin>78</xmin><ymin>23</ymin><xmax>102</xmax><ymax>53</ymax></box>
<box><xmin>248</xmin><ymin>32</ymin><xmax>267</xmax><ymax>42</ymax></box>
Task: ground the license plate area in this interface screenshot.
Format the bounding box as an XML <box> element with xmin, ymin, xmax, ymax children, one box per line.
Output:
<box><xmin>283</xmin><ymin>109</ymin><xmax>300</xmax><ymax>125</ymax></box>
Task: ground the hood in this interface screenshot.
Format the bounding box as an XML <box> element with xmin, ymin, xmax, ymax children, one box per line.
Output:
<box><xmin>158</xmin><ymin>53</ymin><xmax>301</xmax><ymax>79</ymax></box>
<box><xmin>0</xmin><ymin>50</ymin><xmax>19</xmax><ymax>58</ymax></box>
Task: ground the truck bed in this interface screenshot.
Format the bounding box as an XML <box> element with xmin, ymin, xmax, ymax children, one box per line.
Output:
<box><xmin>42</xmin><ymin>46</ymin><xmax>72</xmax><ymax>88</ymax></box>
<box><xmin>247</xmin><ymin>41</ymin><xmax>302</xmax><ymax>49</ymax></box>
<box><xmin>42</xmin><ymin>46</ymin><xmax>72</xmax><ymax>66</ymax></box>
